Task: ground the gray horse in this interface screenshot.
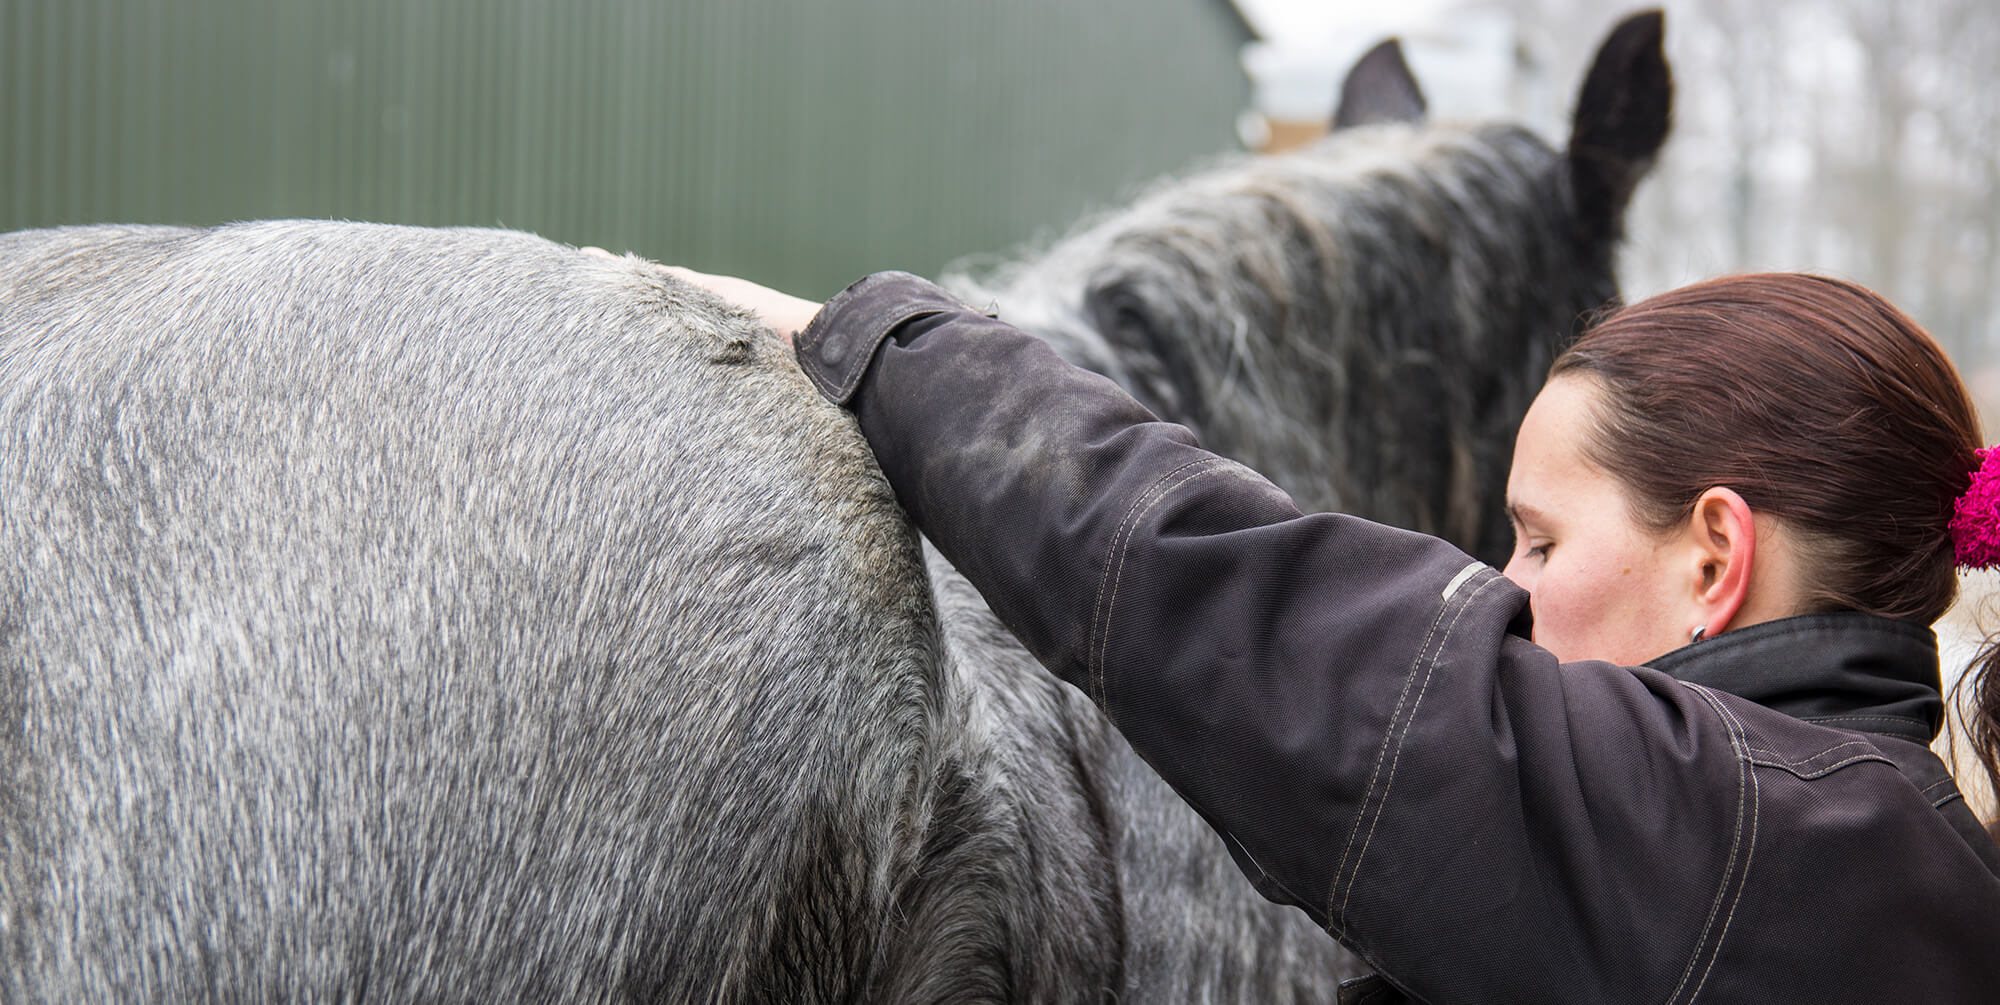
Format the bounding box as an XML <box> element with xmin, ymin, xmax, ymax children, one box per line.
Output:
<box><xmin>0</xmin><ymin>12</ymin><xmax>1669</xmax><ymax>1002</ymax></box>
<box><xmin>960</xmin><ymin>16</ymin><xmax>1670</xmax><ymax>565</ymax></box>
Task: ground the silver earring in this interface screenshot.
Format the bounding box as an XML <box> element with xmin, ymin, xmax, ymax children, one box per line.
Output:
<box><xmin>1690</xmin><ymin>625</ymin><xmax>1707</xmax><ymax>643</ymax></box>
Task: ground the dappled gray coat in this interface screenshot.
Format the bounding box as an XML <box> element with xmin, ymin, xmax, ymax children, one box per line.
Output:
<box><xmin>0</xmin><ymin>12</ymin><xmax>1669</xmax><ymax>1002</ymax></box>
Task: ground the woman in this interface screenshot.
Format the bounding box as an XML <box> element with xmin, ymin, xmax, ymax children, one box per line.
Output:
<box><xmin>674</xmin><ymin>265</ymin><xmax>2000</xmax><ymax>1001</ymax></box>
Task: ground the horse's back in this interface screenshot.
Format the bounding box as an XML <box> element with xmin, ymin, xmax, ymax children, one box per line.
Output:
<box><xmin>0</xmin><ymin>222</ymin><xmax>940</xmax><ymax>1000</ymax></box>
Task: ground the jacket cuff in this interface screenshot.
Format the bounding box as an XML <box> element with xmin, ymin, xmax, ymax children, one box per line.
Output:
<box><xmin>793</xmin><ymin>271</ymin><xmax>982</xmax><ymax>406</ymax></box>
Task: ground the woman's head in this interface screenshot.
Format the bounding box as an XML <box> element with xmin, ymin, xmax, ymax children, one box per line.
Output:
<box><xmin>1503</xmin><ymin>273</ymin><xmax>1980</xmax><ymax>663</ymax></box>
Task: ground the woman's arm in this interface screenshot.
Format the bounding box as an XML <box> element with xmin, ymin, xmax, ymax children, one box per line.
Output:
<box><xmin>684</xmin><ymin>267</ymin><xmax>1762</xmax><ymax>998</ymax></box>
<box><xmin>793</xmin><ymin>273</ymin><xmax>1540</xmax><ymax>910</ymax></box>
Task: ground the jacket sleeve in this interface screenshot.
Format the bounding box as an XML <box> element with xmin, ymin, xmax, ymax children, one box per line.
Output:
<box><xmin>794</xmin><ymin>271</ymin><xmax>1761</xmax><ymax>999</ymax></box>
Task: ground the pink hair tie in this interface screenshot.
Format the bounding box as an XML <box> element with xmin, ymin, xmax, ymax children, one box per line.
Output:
<box><xmin>1951</xmin><ymin>447</ymin><xmax>2000</xmax><ymax>569</ymax></box>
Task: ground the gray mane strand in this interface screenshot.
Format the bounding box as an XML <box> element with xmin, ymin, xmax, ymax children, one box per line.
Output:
<box><xmin>951</xmin><ymin>123</ymin><xmax>1615</xmax><ymax>562</ymax></box>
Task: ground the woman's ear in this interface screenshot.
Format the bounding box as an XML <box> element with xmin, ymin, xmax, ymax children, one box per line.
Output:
<box><xmin>1687</xmin><ymin>486</ymin><xmax>1756</xmax><ymax>636</ymax></box>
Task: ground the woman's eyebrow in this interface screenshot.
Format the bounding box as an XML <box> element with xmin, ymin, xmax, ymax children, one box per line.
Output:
<box><xmin>1505</xmin><ymin>501</ymin><xmax>1550</xmax><ymax>528</ymax></box>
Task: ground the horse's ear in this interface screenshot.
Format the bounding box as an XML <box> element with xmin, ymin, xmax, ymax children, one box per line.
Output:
<box><xmin>1566</xmin><ymin>9</ymin><xmax>1672</xmax><ymax>242</ymax></box>
<box><xmin>1332</xmin><ymin>39</ymin><xmax>1427</xmax><ymax>130</ymax></box>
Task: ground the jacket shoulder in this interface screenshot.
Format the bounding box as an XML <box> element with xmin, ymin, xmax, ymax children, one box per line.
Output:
<box><xmin>1687</xmin><ymin>687</ymin><xmax>2000</xmax><ymax>1000</ymax></box>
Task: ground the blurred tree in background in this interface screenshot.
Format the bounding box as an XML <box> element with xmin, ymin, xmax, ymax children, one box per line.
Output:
<box><xmin>1511</xmin><ymin>0</ymin><xmax>2000</xmax><ymax>380</ymax></box>
<box><xmin>1237</xmin><ymin>0</ymin><xmax>1999</xmax><ymax>380</ymax></box>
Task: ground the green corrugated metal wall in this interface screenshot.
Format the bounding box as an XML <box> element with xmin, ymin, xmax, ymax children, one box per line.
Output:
<box><xmin>1</xmin><ymin>1</ymin><xmax>1251</xmax><ymax>296</ymax></box>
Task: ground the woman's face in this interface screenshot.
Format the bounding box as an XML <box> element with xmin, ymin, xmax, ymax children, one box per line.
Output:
<box><xmin>1502</xmin><ymin>375</ymin><xmax>1693</xmax><ymax>665</ymax></box>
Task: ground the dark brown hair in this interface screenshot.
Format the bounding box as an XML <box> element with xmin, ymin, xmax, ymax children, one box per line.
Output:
<box><xmin>1551</xmin><ymin>273</ymin><xmax>1998</xmax><ymax>830</ymax></box>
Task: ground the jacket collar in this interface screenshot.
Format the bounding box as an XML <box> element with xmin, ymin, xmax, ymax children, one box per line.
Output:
<box><xmin>1646</xmin><ymin>612</ymin><xmax>1944</xmax><ymax>744</ymax></box>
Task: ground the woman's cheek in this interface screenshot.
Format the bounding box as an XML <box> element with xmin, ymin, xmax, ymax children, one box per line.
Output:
<box><xmin>1525</xmin><ymin>580</ymin><xmax>1591</xmax><ymax>662</ymax></box>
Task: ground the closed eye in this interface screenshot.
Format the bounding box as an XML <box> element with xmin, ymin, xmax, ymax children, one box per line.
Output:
<box><xmin>1505</xmin><ymin>501</ymin><xmax>1553</xmax><ymax>563</ymax></box>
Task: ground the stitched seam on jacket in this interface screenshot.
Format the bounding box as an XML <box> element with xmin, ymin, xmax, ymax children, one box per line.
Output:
<box><xmin>1331</xmin><ymin>573</ymin><xmax>1499</xmax><ymax>928</ymax></box>
<box><xmin>1693</xmin><ymin>694</ymin><xmax>1763</xmax><ymax>1004</ymax></box>
<box><xmin>1669</xmin><ymin>684</ymin><xmax>1760</xmax><ymax>1005</ymax></box>
<box><xmin>1802</xmin><ymin>715</ymin><xmax>1928</xmax><ymax>728</ymax></box>
<box><xmin>1742</xmin><ymin>738</ymin><xmax>1891</xmax><ymax>777</ymax></box>
<box><xmin>1921</xmin><ymin>775</ymin><xmax>1969</xmax><ymax>809</ymax></box>
<box><xmin>798</xmin><ymin>307</ymin><xmax>944</xmax><ymax>402</ymax></box>
<box><xmin>1799</xmin><ymin>713</ymin><xmax>1933</xmax><ymax>742</ymax></box>
<box><xmin>1341</xmin><ymin>576</ymin><xmax>1500</xmax><ymax>918</ymax></box>
<box><xmin>1325</xmin><ymin>587</ymin><xmax>1453</xmax><ymax>933</ymax></box>
<box><xmin>1746</xmin><ymin>749</ymin><xmax>1892</xmax><ymax>779</ymax></box>
<box><xmin>794</xmin><ymin>322</ymin><xmax>877</xmax><ymax>401</ymax></box>
<box><xmin>794</xmin><ymin>338</ymin><xmax>842</xmax><ymax>395</ymax></box>
<box><xmin>1089</xmin><ymin>457</ymin><xmax>1230</xmax><ymax>708</ymax></box>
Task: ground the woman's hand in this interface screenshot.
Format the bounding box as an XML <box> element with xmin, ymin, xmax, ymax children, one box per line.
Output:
<box><xmin>580</xmin><ymin>247</ymin><xmax>821</xmax><ymax>345</ymax></box>
<box><xmin>660</xmin><ymin>266</ymin><xmax>822</xmax><ymax>346</ymax></box>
